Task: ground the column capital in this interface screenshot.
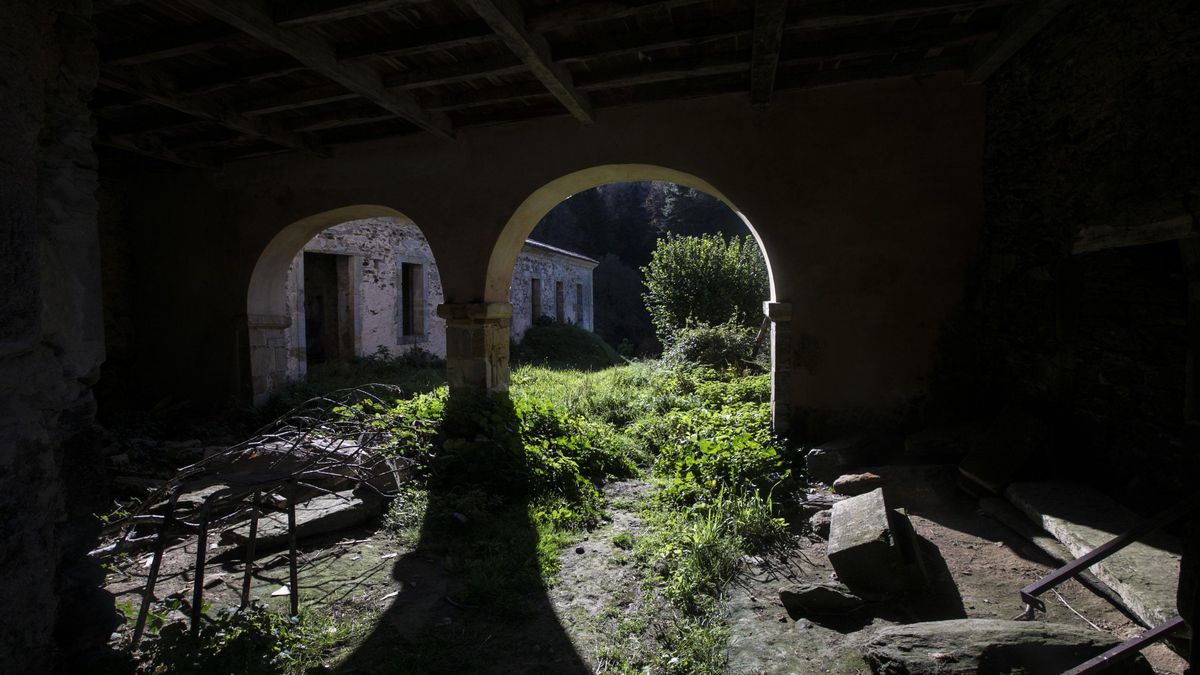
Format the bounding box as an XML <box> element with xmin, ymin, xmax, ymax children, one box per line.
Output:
<box><xmin>763</xmin><ymin>301</ymin><xmax>792</xmax><ymax>322</ymax></box>
<box><xmin>437</xmin><ymin>302</ymin><xmax>513</xmax><ymax>322</ymax></box>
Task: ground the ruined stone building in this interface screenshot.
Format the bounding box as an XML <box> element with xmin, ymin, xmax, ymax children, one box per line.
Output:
<box><xmin>263</xmin><ymin>217</ymin><xmax>595</xmax><ymax>399</ymax></box>
<box><xmin>1</xmin><ymin>0</ymin><xmax>1198</xmax><ymax>670</ymax></box>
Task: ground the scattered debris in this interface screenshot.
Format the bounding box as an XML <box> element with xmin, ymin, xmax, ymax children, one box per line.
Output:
<box><xmin>271</xmin><ymin>586</ymin><xmax>291</xmax><ymax>597</ymax></box>
<box><xmin>861</xmin><ymin>619</ymin><xmax>1153</xmax><ymax>674</ymax></box>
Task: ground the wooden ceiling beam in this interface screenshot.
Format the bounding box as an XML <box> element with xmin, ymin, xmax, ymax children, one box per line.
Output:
<box><xmin>382</xmin><ymin>54</ymin><xmax>526</xmax><ymax>89</ymax></box>
<box><xmin>95</xmin><ymin>132</ymin><xmax>218</xmax><ymax>169</ymax></box>
<box><xmin>785</xmin><ymin>0</ymin><xmax>1017</xmax><ymax>32</ymax></box>
<box><xmin>275</xmin><ymin>0</ymin><xmax>416</xmax><ymax>27</ymax></box>
<box><xmin>463</xmin><ymin>0</ymin><xmax>593</xmax><ymax>123</ymax></box>
<box><xmin>239</xmin><ymin>85</ymin><xmax>362</xmax><ymax>115</ymax></box>
<box><xmin>579</xmin><ymin>56</ymin><xmax>748</xmax><ymax>91</ymax></box>
<box><xmin>99</xmin><ymin>65</ymin><xmax>324</xmax><ymax>153</ymax></box>
<box><xmin>179</xmin><ymin>57</ymin><xmax>308</xmax><ymax>95</ymax></box>
<box><xmin>180</xmin><ymin>0</ymin><xmax>453</xmax><ymax>138</ymax></box>
<box><xmin>750</xmin><ymin>0</ymin><xmax>789</xmax><ymax>106</ymax></box>
<box><xmin>526</xmin><ymin>0</ymin><xmax>708</xmax><ymax>33</ymax></box>
<box><xmin>965</xmin><ymin>0</ymin><xmax>1072</xmax><ymax>83</ymax></box>
<box><xmin>337</xmin><ymin>21</ymin><xmax>499</xmax><ymax>61</ymax></box>
<box><xmin>101</xmin><ymin>21</ymin><xmax>240</xmax><ymax>66</ymax></box>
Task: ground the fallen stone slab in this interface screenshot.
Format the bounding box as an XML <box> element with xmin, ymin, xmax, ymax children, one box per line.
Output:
<box><xmin>861</xmin><ymin>619</ymin><xmax>1152</xmax><ymax>674</ymax></box>
<box><xmin>1006</xmin><ymin>482</ymin><xmax>1182</xmax><ymax>628</ymax></box>
<box><xmin>827</xmin><ymin>488</ymin><xmax>926</xmax><ymax>593</ymax></box>
<box><xmin>221</xmin><ymin>490</ymin><xmax>381</xmax><ymax>550</ymax></box>
<box><xmin>779</xmin><ymin>583</ymin><xmax>863</xmax><ymax>616</ymax></box>
<box><xmin>832</xmin><ymin>472</ymin><xmax>886</xmax><ymax>496</ymax></box>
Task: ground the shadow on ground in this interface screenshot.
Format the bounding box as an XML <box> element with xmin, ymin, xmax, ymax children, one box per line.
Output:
<box><xmin>339</xmin><ymin>393</ymin><xmax>589</xmax><ymax>674</ymax></box>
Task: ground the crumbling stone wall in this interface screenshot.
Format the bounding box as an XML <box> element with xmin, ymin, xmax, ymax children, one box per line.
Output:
<box><xmin>0</xmin><ymin>0</ymin><xmax>111</xmax><ymax>669</ymax></box>
<box><xmin>957</xmin><ymin>0</ymin><xmax>1200</xmax><ymax>501</ymax></box>
<box><xmin>510</xmin><ymin>243</ymin><xmax>597</xmax><ymax>342</ymax></box>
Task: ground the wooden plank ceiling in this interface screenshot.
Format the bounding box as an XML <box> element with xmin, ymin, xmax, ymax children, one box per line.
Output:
<box><xmin>91</xmin><ymin>0</ymin><xmax>1061</xmax><ymax>167</ymax></box>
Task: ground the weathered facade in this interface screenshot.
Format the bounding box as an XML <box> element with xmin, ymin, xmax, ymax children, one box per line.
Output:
<box><xmin>509</xmin><ymin>240</ymin><xmax>597</xmax><ymax>342</ymax></box>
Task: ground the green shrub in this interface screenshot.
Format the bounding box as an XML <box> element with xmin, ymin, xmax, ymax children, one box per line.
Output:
<box><xmin>641</xmin><ymin>233</ymin><xmax>769</xmax><ymax>342</ymax></box>
<box><xmin>511</xmin><ymin>318</ymin><xmax>623</xmax><ymax>371</ymax></box>
<box><xmin>663</xmin><ymin>321</ymin><xmax>759</xmax><ymax>369</ymax></box>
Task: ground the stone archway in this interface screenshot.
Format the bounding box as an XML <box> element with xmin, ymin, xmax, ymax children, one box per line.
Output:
<box><xmin>445</xmin><ymin>164</ymin><xmax>792</xmax><ymax>431</ymax></box>
<box><xmin>245</xmin><ymin>205</ymin><xmax>445</xmax><ymax>405</ymax></box>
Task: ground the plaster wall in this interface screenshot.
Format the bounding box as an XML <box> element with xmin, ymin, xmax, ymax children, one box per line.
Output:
<box><xmin>510</xmin><ymin>244</ymin><xmax>597</xmax><ymax>341</ymax></box>
<box><xmin>107</xmin><ymin>72</ymin><xmax>985</xmax><ymax>424</ymax></box>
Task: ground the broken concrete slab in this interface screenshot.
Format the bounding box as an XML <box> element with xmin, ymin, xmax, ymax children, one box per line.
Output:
<box><xmin>779</xmin><ymin>583</ymin><xmax>863</xmax><ymax>616</ymax></box>
<box><xmin>862</xmin><ymin>619</ymin><xmax>1152</xmax><ymax>674</ymax></box>
<box><xmin>827</xmin><ymin>488</ymin><xmax>926</xmax><ymax>593</ymax></box>
<box><xmin>1006</xmin><ymin>482</ymin><xmax>1182</xmax><ymax>628</ymax></box>
<box><xmin>221</xmin><ymin>490</ymin><xmax>381</xmax><ymax>550</ymax></box>
<box><xmin>832</xmin><ymin>472</ymin><xmax>886</xmax><ymax>496</ymax></box>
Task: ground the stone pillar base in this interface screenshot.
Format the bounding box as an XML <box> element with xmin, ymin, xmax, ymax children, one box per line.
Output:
<box><xmin>437</xmin><ymin>302</ymin><xmax>513</xmax><ymax>394</ymax></box>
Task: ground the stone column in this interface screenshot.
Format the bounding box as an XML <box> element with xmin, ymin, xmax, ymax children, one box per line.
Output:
<box><xmin>765</xmin><ymin>301</ymin><xmax>794</xmax><ymax>436</ymax></box>
<box><xmin>437</xmin><ymin>302</ymin><xmax>513</xmax><ymax>394</ymax></box>
<box><xmin>245</xmin><ymin>313</ymin><xmax>292</xmax><ymax>406</ymax></box>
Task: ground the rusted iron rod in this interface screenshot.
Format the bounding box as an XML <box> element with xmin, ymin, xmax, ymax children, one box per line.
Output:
<box><xmin>131</xmin><ymin>490</ymin><xmax>179</xmax><ymax>646</ymax></box>
<box><xmin>189</xmin><ymin>508</ymin><xmax>210</xmax><ymax>638</ymax></box>
<box><xmin>1062</xmin><ymin>616</ymin><xmax>1186</xmax><ymax>674</ymax></box>
<box><xmin>287</xmin><ymin>492</ymin><xmax>300</xmax><ymax>617</ymax></box>
<box><xmin>1018</xmin><ymin>495</ymin><xmax>1198</xmax><ymax>617</ymax></box>
<box><xmin>240</xmin><ymin>491</ymin><xmax>260</xmax><ymax>610</ymax></box>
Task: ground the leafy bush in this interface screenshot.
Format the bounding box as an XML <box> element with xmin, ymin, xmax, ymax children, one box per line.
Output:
<box><xmin>641</xmin><ymin>233</ymin><xmax>769</xmax><ymax>343</ymax></box>
<box><xmin>512</xmin><ymin>317</ymin><xmax>624</xmax><ymax>371</ymax></box>
<box><xmin>662</xmin><ymin>321</ymin><xmax>760</xmax><ymax>369</ymax></box>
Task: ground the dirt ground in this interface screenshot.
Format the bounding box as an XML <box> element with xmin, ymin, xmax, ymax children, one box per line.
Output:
<box><xmin>105</xmin><ymin>468</ymin><xmax>1189</xmax><ymax>673</ymax></box>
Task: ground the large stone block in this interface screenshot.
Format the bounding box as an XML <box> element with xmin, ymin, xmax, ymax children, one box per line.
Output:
<box><xmin>827</xmin><ymin>488</ymin><xmax>926</xmax><ymax>593</ymax></box>
<box><xmin>862</xmin><ymin>619</ymin><xmax>1151</xmax><ymax>674</ymax></box>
